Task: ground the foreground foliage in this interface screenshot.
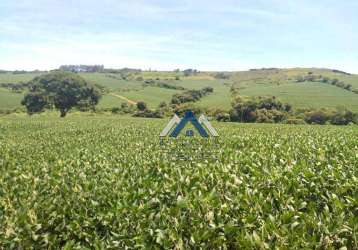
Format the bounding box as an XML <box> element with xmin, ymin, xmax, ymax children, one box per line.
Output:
<box><xmin>0</xmin><ymin>116</ymin><xmax>357</xmax><ymax>249</ymax></box>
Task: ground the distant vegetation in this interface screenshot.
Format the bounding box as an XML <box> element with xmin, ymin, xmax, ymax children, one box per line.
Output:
<box><xmin>171</xmin><ymin>87</ymin><xmax>214</xmax><ymax>105</ymax></box>
<box><xmin>1</xmin><ymin>67</ymin><xmax>358</xmax><ymax>124</ymax></box>
<box><xmin>0</xmin><ymin>82</ymin><xmax>29</xmax><ymax>93</ymax></box>
<box><xmin>143</xmin><ymin>80</ymin><xmax>186</xmax><ymax>90</ymax></box>
<box><xmin>214</xmin><ymin>72</ymin><xmax>231</xmax><ymax>79</ymax></box>
<box><xmin>183</xmin><ymin>68</ymin><xmax>198</xmax><ymax>77</ymax></box>
<box><xmin>295</xmin><ymin>73</ymin><xmax>357</xmax><ymax>94</ymax></box>
<box><xmin>59</xmin><ymin>65</ymin><xmax>104</xmax><ymax>72</ymax></box>
<box><xmin>218</xmin><ymin>95</ymin><xmax>358</xmax><ymax>125</ymax></box>
<box><xmin>229</xmin><ymin>96</ymin><xmax>291</xmax><ymax>123</ymax></box>
<box><xmin>331</xmin><ymin>69</ymin><xmax>351</xmax><ymax>75</ymax></box>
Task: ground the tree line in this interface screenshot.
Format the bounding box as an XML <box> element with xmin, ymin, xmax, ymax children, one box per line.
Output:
<box><xmin>213</xmin><ymin>95</ymin><xmax>358</xmax><ymax>125</ymax></box>
<box><xmin>170</xmin><ymin>87</ymin><xmax>213</xmax><ymax>105</ymax></box>
<box><xmin>295</xmin><ymin>73</ymin><xmax>358</xmax><ymax>94</ymax></box>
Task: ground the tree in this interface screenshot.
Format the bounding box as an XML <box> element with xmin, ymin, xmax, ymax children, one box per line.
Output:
<box><xmin>183</xmin><ymin>69</ymin><xmax>198</xmax><ymax>77</ymax></box>
<box><xmin>121</xmin><ymin>102</ymin><xmax>129</xmax><ymax>109</ymax></box>
<box><xmin>214</xmin><ymin>72</ymin><xmax>230</xmax><ymax>79</ymax></box>
<box><xmin>330</xmin><ymin>109</ymin><xmax>355</xmax><ymax>125</ymax></box>
<box><xmin>21</xmin><ymin>92</ymin><xmax>48</xmax><ymax>115</ymax></box>
<box><xmin>304</xmin><ymin>110</ymin><xmax>330</xmax><ymax>124</ymax></box>
<box><xmin>136</xmin><ymin>101</ymin><xmax>147</xmax><ymax>111</ymax></box>
<box><xmin>158</xmin><ymin>101</ymin><xmax>167</xmax><ymax>108</ymax></box>
<box><xmin>21</xmin><ymin>71</ymin><xmax>101</xmax><ymax>117</ymax></box>
<box><xmin>202</xmin><ymin>86</ymin><xmax>214</xmax><ymax>93</ymax></box>
<box><xmin>229</xmin><ymin>96</ymin><xmax>291</xmax><ymax>123</ymax></box>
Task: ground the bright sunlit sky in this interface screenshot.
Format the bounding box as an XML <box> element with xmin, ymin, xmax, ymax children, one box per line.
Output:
<box><xmin>0</xmin><ymin>0</ymin><xmax>357</xmax><ymax>72</ymax></box>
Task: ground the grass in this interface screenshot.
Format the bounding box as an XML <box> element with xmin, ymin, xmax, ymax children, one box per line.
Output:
<box><xmin>0</xmin><ymin>88</ymin><xmax>23</xmax><ymax>109</ymax></box>
<box><xmin>79</xmin><ymin>73</ymin><xmax>143</xmax><ymax>91</ymax></box>
<box><xmin>0</xmin><ymin>115</ymin><xmax>357</xmax><ymax>248</ymax></box>
<box><xmin>97</xmin><ymin>94</ymin><xmax>127</xmax><ymax>108</ymax></box>
<box><xmin>118</xmin><ymin>87</ymin><xmax>181</xmax><ymax>108</ymax></box>
<box><xmin>0</xmin><ymin>72</ymin><xmax>41</xmax><ymax>83</ymax></box>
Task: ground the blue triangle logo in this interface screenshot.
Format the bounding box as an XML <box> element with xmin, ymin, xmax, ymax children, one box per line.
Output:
<box><xmin>170</xmin><ymin>110</ymin><xmax>209</xmax><ymax>137</ymax></box>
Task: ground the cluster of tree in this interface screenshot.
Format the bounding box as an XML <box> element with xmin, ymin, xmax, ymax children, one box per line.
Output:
<box><xmin>171</xmin><ymin>87</ymin><xmax>214</xmax><ymax>105</ymax></box>
<box><xmin>229</xmin><ymin>96</ymin><xmax>291</xmax><ymax>123</ymax></box>
<box><xmin>132</xmin><ymin>101</ymin><xmax>164</xmax><ymax>118</ymax></box>
<box><xmin>296</xmin><ymin>108</ymin><xmax>357</xmax><ymax>125</ymax></box>
<box><xmin>104</xmin><ymin>69</ymin><xmax>143</xmax><ymax>80</ymax></box>
<box><xmin>214</xmin><ymin>72</ymin><xmax>231</xmax><ymax>79</ymax></box>
<box><xmin>0</xmin><ymin>80</ymin><xmax>106</xmax><ymax>96</ymax></box>
<box><xmin>110</xmin><ymin>102</ymin><xmax>136</xmax><ymax>114</ymax></box>
<box><xmin>331</xmin><ymin>69</ymin><xmax>351</xmax><ymax>75</ymax></box>
<box><xmin>295</xmin><ymin>73</ymin><xmax>356</xmax><ymax>93</ymax></box>
<box><xmin>183</xmin><ymin>69</ymin><xmax>198</xmax><ymax>77</ymax></box>
<box><xmin>21</xmin><ymin>71</ymin><xmax>101</xmax><ymax>117</ymax></box>
<box><xmin>102</xmin><ymin>68</ymin><xmax>142</xmax><ymax>76</ymax></box>
<box><xmin>105</xmin><ymin>74</ymin><xmax>124</xmax><ymax>80</ymax></box>
<box><xmin>249</xmin><ymin>68</ymin><xmax>279</xmax><ymax>71</ymax></box>
<box><xmin>59</xmin><ymin>65</ymin><xmax>104</xmax><ymax>72</ymax></box>
<box><xmin>143</xmin><ymin>80</ymin><xmax>185</xmax><ymax>90</ymax></box>
<box><xmin>215</xmin><ymin>95</ymin><xmax>357</xmax><ymax>125</ymax></box>
<box><xmin>0</xmin><ymin>82</ymin><xmax>29</xmax><ymax>93</ymax></box>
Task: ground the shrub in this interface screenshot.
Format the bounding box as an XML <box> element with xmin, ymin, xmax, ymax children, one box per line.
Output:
<box><xmin>330</xmin><ymin>110</ymin><xmax>355</xmax><ymax>125</ymax></box>
<box><xmin>256</xmin><ymin>109</ymin><xmax>286</xmax><ymax>123</ymax></box>
<box><xmin>133</xmin><ymin>109</ymin><xmax>163</xmax><ymax>118</ymax></box>
<box><xmin>170</xmin><ymin>87</ymin><xmax>214</xmax><ymax>105</ymax></box>
<box><xmin>215</xmin><ymin>112</ymin><xmax>230</xmax><ymax>122</ymax></box>
<box><xmin>214</xmin><ymin>72</ymin><xmax>230</xmax><ymax>79</ymax></box>
<box><xmin>304</xmin><ymin>110</ymin><xmax>330</xmax><ymax>125</ymax></box>
<box><xmin>136</xmin><ymin>101</ymin><xmax>147</xmax><ymax>111</ymax></box>
<box><xmin>111</xmin><ymin>107</ymin><xmax>121</xmax><ymax>114</ymax></box>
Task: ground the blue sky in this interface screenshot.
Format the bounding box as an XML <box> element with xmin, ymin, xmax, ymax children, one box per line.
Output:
<box><xmin>0</xmin><ymin>0</ymin><xmax>357</xmax><ymax>72</ymax></box>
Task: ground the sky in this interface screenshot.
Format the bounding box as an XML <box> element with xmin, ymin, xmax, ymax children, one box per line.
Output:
<box><xmin>0</xmin><ymin>0</ymin><xmax>357</xmax><ymax>73</ymax></box>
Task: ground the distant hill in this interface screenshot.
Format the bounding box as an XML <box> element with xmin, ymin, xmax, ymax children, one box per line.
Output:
<box><xmin>0</xmin><ymin>68</ymin><xmax>357</xmax><ymax>112</ymax></box>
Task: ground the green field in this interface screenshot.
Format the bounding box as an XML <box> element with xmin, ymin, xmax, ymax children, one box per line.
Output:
<box><xmin>0</xmin><ymin>72</ymin><xmax>41</xmax><ymax>83</ymax></box>
<box><xmin>117</xmin><ymin>87</ymin><xmax>180</xmax><ymax>108</ymax></box>
<box><xmin>0</xmin><ymin>115</ymin><xmax>357</xmax><ymax>248</ymax></box>
<box><xmin>1</xmin><ymin>68</ymin><xmax>358</xmax><ymax>112</ymax></box>
<box><xmin>239</xmin><ymin>82</ymin><xmax>358</xmax><ymax>111</ymax></box>
<box><xmin>0</xmin><ymin>88</ymin><xmax>23</xmax><ymax>109</ymax></box>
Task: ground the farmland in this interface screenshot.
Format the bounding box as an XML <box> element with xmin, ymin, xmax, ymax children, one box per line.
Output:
<box><xmin>1</xmin><ymin>68</ymin><xmax>358</xmax><ymax>112</ymax></box>
<box><xmin>0</xmin><ymin>115</ymin><xmax>357</xmax><ymax>249</ymax></box>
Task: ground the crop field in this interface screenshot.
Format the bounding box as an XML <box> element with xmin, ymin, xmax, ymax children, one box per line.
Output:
<box><xmin>0</xmin><ymin>115</ymin><xmax>357</xmax><ymax>249</ymax></box>
<box><xmin>238</xmin><ymin>82</ymin><xmax>358</xmax><ymax>112</ymax></box>
<box><xmin>232</xmin><ymin>69</ymin><xmax>358</xmax><ymax>112</ymax></box>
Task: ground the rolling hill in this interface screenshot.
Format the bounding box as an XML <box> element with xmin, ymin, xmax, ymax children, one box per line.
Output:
<box><xmin>0</xmin><ymin>68</ymin><xmax>358</xmax><ymax>112</ymax></box>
